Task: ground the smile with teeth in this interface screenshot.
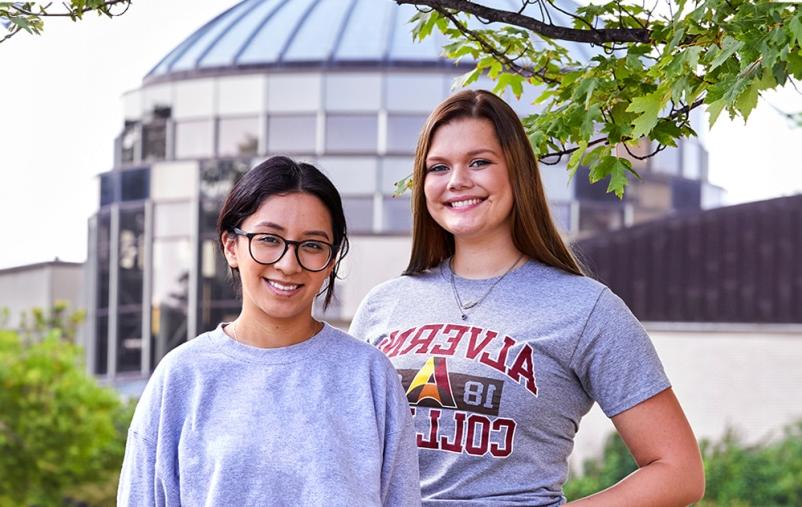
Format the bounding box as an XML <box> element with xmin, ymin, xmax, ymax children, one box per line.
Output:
<box><xmin>265</xmin><ymin>279</ymin><xmax>301</xmax><ymax>292</ymax></box>
<box><xmin>449</xmin><ymin>197</ymin><xmax>484</xmax><ymax>208</ymax></box>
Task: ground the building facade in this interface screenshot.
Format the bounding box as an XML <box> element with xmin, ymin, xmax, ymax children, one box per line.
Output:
<box><xmin>86</xmin><ymin>0</ymin><xmax>717</xmax><ymax>384</ymax></box>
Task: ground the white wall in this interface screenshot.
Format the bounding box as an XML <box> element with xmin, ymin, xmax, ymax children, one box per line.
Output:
<box><xmin>0</xmin><ymin>263</ymin><xmax>85</xmax><ymax>328</ymax></box>
<box><xmin>570</xmin><ymin>327</ymin><xmax>802</xmax><ymax>466</ymax></box>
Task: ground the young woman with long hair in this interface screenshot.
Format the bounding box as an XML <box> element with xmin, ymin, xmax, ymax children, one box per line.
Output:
<box><xmin>350</xmin><ymin>90</ymin><xmax>704</xmax><ymax>506</ymax></box>
<box><xmin>119</xmin><ymin>156</ymin><xmax>421</xmax><ymax>506</ymax></box>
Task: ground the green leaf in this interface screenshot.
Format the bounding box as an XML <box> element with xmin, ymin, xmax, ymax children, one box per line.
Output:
<box><xmin>626</xmin><ymin>92</ymin><xmax>664</xmax><ymax>139</ymax></box>
<box><xmin>393</xmin><ymin>174</ymin><xmax>413</xmax><ymax>197</ymax></box>
<box><xmin>789</xmin><ymin>15</ymin><xmax>802</xmax><ymax>48</ymax></box>
<box><xmin>709</xmin><ymin>36</ymin><xmax>745</xmax><ymax>71</ymax></box>
<box><xmin>568</xmin><ymin>141</ymin><xmax>589</xmax><ymax>172</ymax></box>
<box><xmin>735</xmin><ymin>81</ymin><xmax>760</xmax><ymax>121</ymax></box>
<box><xmin>587</xmin><ymin>156</ymin><xmax>633</xmax><ymax>199</ymax></box>
<box><xmin>493</xmin><ymin>73</ymin><xmax>524</xmax><ymax>98</ymax></box>
<box><xmin>707</xmin><ymin>98</ymin><xmax>727</xmax><ymax>127</ymax></box>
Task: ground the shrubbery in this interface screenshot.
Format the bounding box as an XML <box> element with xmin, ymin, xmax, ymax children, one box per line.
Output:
<box><xmin>565</xmin><ymin>422</ymin><xmax>802</xmax><ymax>506</ymax></box>
<box><xmin>0</xmin><ymin>304</ymin><xmax>133</xmax><ymax>507</ymax></box>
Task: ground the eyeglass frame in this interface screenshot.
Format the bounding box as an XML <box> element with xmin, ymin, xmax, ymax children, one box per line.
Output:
<box><xmin>231</xmin><ymin>227</ymin><xmax>335</xmax><ymax>273</ymax></box>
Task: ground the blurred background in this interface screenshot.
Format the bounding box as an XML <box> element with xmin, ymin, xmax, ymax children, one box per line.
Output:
<box><xmin>1</xmin><ymin>0</ymin><xmax>801</xmax><ymax>505</ymax></box>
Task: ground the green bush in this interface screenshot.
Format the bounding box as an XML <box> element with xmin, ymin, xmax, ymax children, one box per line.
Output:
<box><xmin>565</xmin><ymin>422</ymin><xmax>802</xmax><ymax>506</ymax></box>
<box><xmin>0</xmin><ymin>305</ymin><xmax>133</xmax><ymax>507</ymax></box>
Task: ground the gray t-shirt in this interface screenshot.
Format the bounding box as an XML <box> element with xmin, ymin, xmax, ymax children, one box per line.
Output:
<box><xmin>118</xmin><ymin>323</ymin><xmax>421</xmax><ymax>506</ymax></box>
<box><xmin>349</xmin><ymin>260</ymin><xmax>670</xmax><ymax>506</ymax></box>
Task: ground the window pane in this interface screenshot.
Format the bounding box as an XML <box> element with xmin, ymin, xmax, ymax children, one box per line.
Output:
<box><xmin>198</xmin><ymin>237</ymin><xmax>239</xmax><ymax>334</ymax></box>
<box><xmin>100</xmin><ymin>172</ymin><xmax>117</xmax><ymax>206</ymax></box>
<box><xmin>152</xmin><ymin>239</ymin><xmax>191</xmax><ymax>364</ymax></box>
<box><xmin>199</xmin><ymin>159</ymin><xmax>250</xmax><ymax>233</ymax></box>
<box><xmin>120</xmin><ymin>122</ymin><xmax>139</xmax><ymax>164</ymax></box>
<box><xmin>118</xmin><ymin>206</ymin><xmax>146</xmax><ymax>308</ymax></box>
<box><xmin>121</xmin><ymin>168</ymin><xmax>149</xmax><ymax>202</ymax></box>
<box><xmin>325</xmin><ymin>115</ymin><xmax>377</xmax><ymax>153</ymax></box>
<box><xmin>117</xmin><ymin>311</ymin><xmax>142</xmax><ymax>373</ymax></box>
<box><xmin>97</xmin><ymin>212</ymin><xmax>111</xmax><ymax>309</ymax></box>
<box><xmin>382</xmin><ymin>196</ymin><xmax>412</xmax><ymax>233</ymax></box>
<box><xmin>267</xmin><ymin>115</ymin><xmax>316</xmax><ymax>153</ymax></box>
<box><xmin>142</xmin><ymin>120</ymin><xmax>167</xmax><ymax>161</ymax></box>
<box><xmin>579</xmin><ymin>203</ymin><xmax>623</xmax><ymax>233</ymax></box>
<box><xmin>175</xmin><ymin>120</ymin><xmax>214</xmax><ymax>159</ymax></box>
<box><xmin>549</xmin><ymin>202</ymin><xmax>571</xmax><ymax>233</ymax></box>
<box><xmin>343</xmin><ymin>197</ymin><xmax>374</xmax><ymax>234</ymax></box>
<box><xmin>218</xmin><ymin>117</ymin><xmax>259</xmax><ymax>157</ymax></box>
<box><xmin>386</xmin><ymin>115</ymin><xmax>426</xmax><ymax>153</ymax></box>
<box><xmin>324</xmin><ymin>74</ymin><xmax>381</xmax><ymax>111</ymax></box>
<box><xmin>95</xmin><ymin>313</ymin><xmax>108</xmax><ymax>375</ymax></box>
<box><xmin>318</xmin><ymin>157</ymin><xmax>376</xmax><ymax>194</ymax></box>
<box><xmin>381</xmin><ymin>157</ymin><xmax>413</xmax><ymax>194</ymax></box>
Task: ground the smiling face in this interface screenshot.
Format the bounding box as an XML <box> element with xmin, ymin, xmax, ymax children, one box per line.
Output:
<box><xmin>222</xmin><ymin>192</ymin><xmax>335</xmax><ymax>325</ymax></box>
<box><xmin>423</xmin><ymin>117</ymin><xmax>515</xmax><ymax>243</ymax></box>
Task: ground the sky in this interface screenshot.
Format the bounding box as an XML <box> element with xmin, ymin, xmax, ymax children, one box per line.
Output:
<box><xmin>1</xmin><ymin>0</ymin><xmax>801</xmax><ymax>270</ymax></box>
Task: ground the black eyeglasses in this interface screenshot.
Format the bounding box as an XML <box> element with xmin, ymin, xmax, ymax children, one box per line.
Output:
<box><xmin>232</xmin><ymin>228</ymin><xmax>334</xmax><ymax>272</ymax></box>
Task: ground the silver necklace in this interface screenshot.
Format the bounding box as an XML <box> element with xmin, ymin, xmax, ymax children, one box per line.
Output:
<box><xmin>448</xmin><ymin>254</ymin><xmax>525</xmax><ymax>321</ymax></box>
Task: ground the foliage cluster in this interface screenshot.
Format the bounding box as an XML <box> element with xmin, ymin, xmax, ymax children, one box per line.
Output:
<box><xmin>0</xmin><ymin>305</ymin><xmax>133</xmax><ymax>507</ymax></box>
<box><xmin>405</xmin><ymin>0</ymin><xmax>802</xmax><ymax>197</ymax></box>
<box><xmin>0</xmin><ymin>0</ymin><xmax>130</xmax><ymax>43</ymax></box>
<box><xmin>565</xmin><ymin>422</ymin><xmax>802</xmax><ymax>505</ymax></box>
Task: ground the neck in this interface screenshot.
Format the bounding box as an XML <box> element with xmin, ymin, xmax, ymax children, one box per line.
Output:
<box><xmin>451</xmin><ymin>230</ymin><xmax>525</xmax><ymax>279</ymax></box>
<box><xmin>230</xmin><ymin>304</ymin><xmax>321</xmax><ymax>348</ymax></box>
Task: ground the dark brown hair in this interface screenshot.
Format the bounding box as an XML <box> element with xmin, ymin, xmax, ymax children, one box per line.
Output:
<box><xmin>217</xmin><ymin>156</ymin><xmax>349</xmax><ymax>309</ymax></box>
<box><xmin>405</xmin><ymin>89</ymin><xmax>583</xmax><ymax>276</ymax></box>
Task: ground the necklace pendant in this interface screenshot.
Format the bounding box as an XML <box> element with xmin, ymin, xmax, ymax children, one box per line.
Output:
<box><xmin>461</xmin><ymin>313</ymin><xmax>468</xmax><ymax>321</ymax></box>
<box><xmin>462</xmin><ymin>301</ymin><xmax>477</xmax><ymax>309</ymax></box>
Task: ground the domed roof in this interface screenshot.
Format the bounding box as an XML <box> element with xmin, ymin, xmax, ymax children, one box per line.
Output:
<box><xmin>145</xmin><ymin>0</ymin><xmax>594</xmax><ymax>82</ymax></box>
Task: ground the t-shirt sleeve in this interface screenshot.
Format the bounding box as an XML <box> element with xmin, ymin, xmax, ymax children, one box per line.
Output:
<box><xmin>380</xmin><ymin>362</ymin><xmax>422</xmax><ymax>506</ymax></box>
<box><xmin>570</xmin><ymin>288</ymin><xmax>670</xmax><ymax>417</ymax></box>
<box><xmin>349</xmin><ymin>285</ymin><xmax>383</xmax><ymax>344</ymax></box>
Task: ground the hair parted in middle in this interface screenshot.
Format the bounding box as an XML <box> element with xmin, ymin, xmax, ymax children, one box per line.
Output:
<box><xmin>405</xmin><ymin>89</ymin><xmax>584</xmax><ymax>277</ymax></box>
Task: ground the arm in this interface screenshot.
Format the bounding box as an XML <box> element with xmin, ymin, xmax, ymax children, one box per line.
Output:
<box><xmin>566</xmin><ymin>388</ymin><xmax>705</xmax><ymax>507</ymax></box>
<box><xmin>117</xmin><ymin>431</ymin><xmax>164</xmax><ymax>507</ymax></box>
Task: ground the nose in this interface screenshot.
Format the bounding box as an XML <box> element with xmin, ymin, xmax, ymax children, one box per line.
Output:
<box><xmin>447</xmin><ymin>165</ymin><xmax>472</xmax><ymax>191</ymax></box>
<box><xmin>273</xmin><ymin>244</ymin><xmax>303</xmax><ymax>274</ymax></box>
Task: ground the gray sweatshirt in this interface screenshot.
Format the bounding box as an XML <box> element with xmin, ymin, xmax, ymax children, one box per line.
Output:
<box><xmin>117</xmin><ymin>323</ymin><xmax>421</xmax><ymax>506</ymax></box>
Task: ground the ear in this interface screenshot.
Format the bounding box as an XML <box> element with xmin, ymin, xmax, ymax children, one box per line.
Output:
<box><xmin>221</xmin><ymin>231</ymin><xmax>239</xmax><ymax>269</ymax></box>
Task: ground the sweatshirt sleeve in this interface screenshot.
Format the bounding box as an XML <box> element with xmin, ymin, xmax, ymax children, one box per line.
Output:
<box><xmin>117</xmin><ymin>431</ymin><xmax>176</xmax><ymax>506</ymax></box>
<box><xmin>380</xmin><ymin>364</ymin><xmax>422</xmax><ymax>507</ymax></box>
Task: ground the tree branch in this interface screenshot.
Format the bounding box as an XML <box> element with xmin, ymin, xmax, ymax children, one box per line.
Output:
<box><xmin>396</xmin><ymin>0</ymin><xmax>651</xmax><ymax>44</ymax></box>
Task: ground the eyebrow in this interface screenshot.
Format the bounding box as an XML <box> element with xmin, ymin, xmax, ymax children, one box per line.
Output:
<box><xmin>426</xmin><ymin>148</ymin><xmax>499</xmax><ymax>162</ymax></box>
<box><xmin>252</xmin><ymin>221</ymin><xmax>332</xmax><ymax>241</ymax></box>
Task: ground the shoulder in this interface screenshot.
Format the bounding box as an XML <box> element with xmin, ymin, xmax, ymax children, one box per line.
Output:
<box><xmin>362</xmin><ymin>269</ymin><xmax>441</xmax><ymax>303</ymax></box>
<box><xmin>323</xmin><ymin>325</ymin><xmax>393</xmax><ymax>364</ymax></box>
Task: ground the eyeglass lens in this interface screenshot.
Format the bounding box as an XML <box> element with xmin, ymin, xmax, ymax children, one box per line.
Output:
<box><xmin>249</xmin><ymin>234</ymin><xmax>332</xmax><ymax>271</ymax></box>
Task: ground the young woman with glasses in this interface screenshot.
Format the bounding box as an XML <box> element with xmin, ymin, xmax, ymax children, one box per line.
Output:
<box><xmin>350</xmin><ymin>90</ymin><xmax>704</xmax><ymax>506</ymax></box>
<box><xmin>118</xmin><ymin>156</ymin><xmax>421</xmax><ymax>506</ymax></box>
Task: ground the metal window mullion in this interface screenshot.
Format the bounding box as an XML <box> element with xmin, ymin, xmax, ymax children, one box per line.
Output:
<box><xmin>187</xmin><ymin>165</ymin><xmax>200</xmax><ymax>341</ymax></box>
<box><xmin>107</xmin><ymin>204</ymin><xmax>120</xmax><ymax>380</ymax></box>
<box><xmin>85</xmin><ymin>215</ymin><xmax>98</xmax><ymax>375</ymax></box>
<box><xmin>141</xmin><ymin>200</ymin><xmax>153</xmax><ymax>375</ymax></box>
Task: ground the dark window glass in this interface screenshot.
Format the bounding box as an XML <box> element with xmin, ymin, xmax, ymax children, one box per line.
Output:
<box><xmin>121</xmin><ymin>168</ymin><xmax>149</xmax><ymax>202</ymax></box>
<box><xmin>121</xmin><ymin>122</ymin><xmax>139</xmax><ymax>164</ymax></box>
<box><xmin>95</xmin><ymin>312</ymin><xmax>108</xmax><ymax>375</ymax></box>
<box><xmin>117</xmin><ymin>206</ymin><xmax>145</xmax><ymax>373</ymax></box>
<box><xmin>672</xmin><ymin>178</ymin><xmax>702</xmax><ymax>211</ymax></box>
<box><xmin>382</xmin><ymin>196</ymin><xmax>412</xmax><ymax>233</ymax></box>
<box><xmin>117</xmin><ymin>311</ymin><xmax>142</xmax><ymax>373</ymax></box>
<box><xmin>100</xmin><ymin>172</ymin><xmax>118</xmax><ymax>206</ymax></box>
<box><xmin>97</xmin><ymin>212</ymin><xmax>111</xmax><ymax>309</ymax></box>
<box><xmin>143</xmin><ymin>121</ymin><xmax>167</xmax><ymax>161</ymax></box>
<box><xmin>199</xmin><ymin>159</ymin><xmax>249</xmax><ymax>234</ymax></box>
<box><xmin>579</xmin><ymin>202</ymin><xmax>623</xmax><ymax>233</ymax></box>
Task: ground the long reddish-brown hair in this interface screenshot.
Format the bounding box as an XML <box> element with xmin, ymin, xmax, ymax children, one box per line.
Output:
<box><xmin>404</xmin><ymin>89</ymin><xmax>584</xmax><ymax>276</ymax></box>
